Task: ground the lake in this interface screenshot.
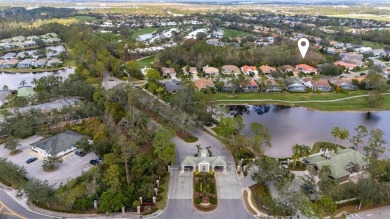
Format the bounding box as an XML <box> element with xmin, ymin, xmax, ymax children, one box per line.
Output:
<box><xmin>227</xmin><ymin>105</ymin><xmax>390</xmax><ymax>159</ymax></box>
<box><xmin>0</xmin><ymin>67</ymin><xmax>74</xmax><ymax>90</ymax></box>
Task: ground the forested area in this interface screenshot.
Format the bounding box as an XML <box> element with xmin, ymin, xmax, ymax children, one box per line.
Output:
<box><xmin>155</xmin><ymin>39</ymin><xmax>325</xmax><ymax>70</ymax></box>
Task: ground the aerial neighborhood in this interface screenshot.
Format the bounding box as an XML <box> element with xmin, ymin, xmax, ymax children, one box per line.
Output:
<box><xmin>0</xmin><ymin>3</ymin><xmax>390</xmax><ymax>219</ymax></box>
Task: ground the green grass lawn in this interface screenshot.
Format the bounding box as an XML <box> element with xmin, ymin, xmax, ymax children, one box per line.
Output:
<box><xmin>137</xmin><ymin>55</ymin><xmax>155</xmax><ymax>68</ymax></box>
<box><xmin>221</xmin><ymin>28</ymin><xmax>252</xmax><ymax>38</ymax></box>
<box><xmin>212</xmin><ymin>91</ymin><xmax>390</xmax><ymax>111</ymax></box>
<box><xmin>74</xmin><ymin>16</ymin><xmax>96</xmax><ymax>22</ymax></box>
<box><xmin>131</xmin><ymin>27</ymin><xmax>159</xmax><ymax>40</ymax></box>
<box><xmin>362</xmin><ymin>41</ymin><xmax>386</xmax><ymax>49</ymax></box>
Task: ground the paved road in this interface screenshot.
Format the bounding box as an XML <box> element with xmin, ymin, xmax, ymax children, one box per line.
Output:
<box><xmin>159</xmin><ymin>129</ymin><xmax>254</xmax><ymax>219</ymax></box>
<box><xmin>0</xmin><ymin>190</ymin><xmax>53</xmax><ymax>219</ymax></box>
<box><xmin>346</xmin><ymin>205</ymin><xmax>390</xmax><ymax>219</ymax></box>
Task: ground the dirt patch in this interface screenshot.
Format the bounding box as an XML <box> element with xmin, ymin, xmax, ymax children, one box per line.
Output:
<box><xmin>176</xmin><ymin>130</ymin><xmax>198</xmax><ymax>143</ymax></box>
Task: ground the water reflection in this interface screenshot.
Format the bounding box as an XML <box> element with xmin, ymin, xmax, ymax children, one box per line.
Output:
<box><xmin>226</xmin><ymin>105</ymin><xmax>390</xmax><ymax>158</ymax></box>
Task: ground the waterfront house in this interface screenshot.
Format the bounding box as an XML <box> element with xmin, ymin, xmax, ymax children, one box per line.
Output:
<box><xmin>2</xmin><ymin>59</ymin><xmax>19</xmax><ymax>68</ymax></box>
<box><xmin>312</xmin><ymin>79</ymin><xmax>333</xmax><ymax>92</ymax></box>
<box><xmin>17</xmin><ymin>59</ymin><xmax>35</xmax><ymax>69</ymax></box>
<box><xmin>193</xmin><ymin>78</ymin><xmax>215</xmax><ymax>90</ymax></box>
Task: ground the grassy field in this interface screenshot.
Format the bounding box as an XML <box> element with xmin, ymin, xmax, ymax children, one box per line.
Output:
<box><xmin>131</xmin><ymin>27</ymin><xmax>159</xmax><ymax>40</ymax></box>
<box><xmin>137</xmin><ymin>55</ymin><xmax>155</xmax><ymax>68</ymax></box>
<box><xmin>3</xmin><ymin>67</ymin><xmax>64</xmax><ymax>73</ymax></box>
<box><xmin>74</xmin><ymin>16</ymin><xmax>96</xmax><ymax>22</ymax></box>
<box><xmin>212</xmin><ymin>91</ymin><xmax>390</xmax><ymax>111</ymax></box>
<box><xmin>221</xmin><ymin>28</ymin><xmax>252</xmax><ymax>38</ymax></box>
<box><xmin>362</xmin><ymin>41</ymin><xmax>386</xmax><ymax>49</ymax></box>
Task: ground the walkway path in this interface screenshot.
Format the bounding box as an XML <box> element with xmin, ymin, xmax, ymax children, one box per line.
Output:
<box><xmin>215</xmin><ymin>93</ymin><xmax>390</xmax><ymax>104</ymax></box>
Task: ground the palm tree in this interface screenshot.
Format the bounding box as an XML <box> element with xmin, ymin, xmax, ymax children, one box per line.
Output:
<box><xmin>19</xmin><ymin>80</ymin><xmax>27</xmax><ymax>87</ymax></box>
<box><xmin>196</xmin><ymin>144</ymin><xmax>202</xmax><ymax>156</ymax></box>
<box><xmin>292</xmin><ymin>144</ymin><xmax>311</xmax><ymax>168</ymax></box>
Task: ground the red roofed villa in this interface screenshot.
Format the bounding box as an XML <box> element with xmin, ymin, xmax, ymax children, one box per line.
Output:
<box><xmin>296</xmin><ymin>64</ymin><xmax>318</xmax><ymax>74</ymax></box>
<box><xmin>334</xmin><ymin>61</ymin><xmax>357</xmax><ymax>70</ymax></box>
<box><xmin>241</xmin><ymin>65</ymin><xmax>258</xmax><ymax>75</ymax></box>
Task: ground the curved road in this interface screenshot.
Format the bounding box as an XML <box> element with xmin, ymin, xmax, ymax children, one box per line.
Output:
<box><xmin>158</xmin><ymin>129</ymin><xmax>254</xmax><ymax>219</ymax></box>
<box><xmin>0</xmin><ymin>190</ymin><xmax>53</xmax><ymax>219</ymax></box>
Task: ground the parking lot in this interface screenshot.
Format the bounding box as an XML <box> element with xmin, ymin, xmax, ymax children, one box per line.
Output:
<box><xmin>0</xmin><ymin>135</ymin><xmax>96</xmax><ymax>188</ymax></box>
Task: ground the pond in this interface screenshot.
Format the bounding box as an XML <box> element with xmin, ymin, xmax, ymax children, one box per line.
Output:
<box><xmin>227</xmin><ymin>105</ymin><xmax>390</xmax><ymax>159</ymax></box>
<box><xmin>0</xmin><ymin>67</ymin><xmax>74</xmax><ymax>90</ymax></box>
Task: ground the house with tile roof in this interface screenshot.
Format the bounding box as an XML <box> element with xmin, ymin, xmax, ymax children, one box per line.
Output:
<box><xmin>241</xmin><ymin>65</ymin><xmax>258</xmax><ymax>75</ymax></box>
<box><xmin>304</xmin><ymin>149</ymin><xmax>369</xmax><ymax>182</ymax></box>
<box><xmin>221</xmin><ymin>65</ymin><xmax>241</xmax><ymax>75</ymax></box>
<box><xmin>193</xmin><ymin>78</ymin><xmax>214</xmax><ymax>90</ymax></box>
<box><xmin>312</xmin><ymin>79</ymin><xmax>333</xmax><ymax>92</ymax></box>
<box><xmin>259</xmin><ymin>65</ymin><xmax>276</xmax><ymax>74</ymax></box>
<box><xmin>181</xmin><ymin>149</ymin><xmax>227</xmax><ymax>173</ymax></box>
<box><xmin>202</xmin><ymin>65</ymin><xmax>219</xmax><ymax>76</ymax></box>
<box><xmin>296</xmin><ymin>64</ymin><xmax>318</xmax><ymax>74</ymax></box>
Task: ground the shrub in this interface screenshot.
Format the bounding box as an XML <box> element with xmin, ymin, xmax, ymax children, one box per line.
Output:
<box><xmin>132</xmin><ymin>200</ymin><xmax>140</xmax><ymax>208</ymax></box>
<box><xmin>195</xmin><ymin>183</ymin><xmax>200</xmax><ymax>192</ymax></box>
<box><xmin>209</xmin><ymin>170</ymin><xmax>214</xmax><ymax>176</ymax></box>
<box><xmin>209</xmin><ymin>184</ymin><xmax>215</xmax><ymax>194</ymax></box>
<box><xmin>195</xmin><ymin>197</ymin><xmax>202</xmax><ymax>205</ymax></box>
<box><xmin>194</xmin><ymin>170</ymin><xmax>199</xmax><ymax>176</ymax></box>
<box><xmin>210</xmin><ymin>197</ymin><xmax>217</xmax><ymax>205</ymax></box>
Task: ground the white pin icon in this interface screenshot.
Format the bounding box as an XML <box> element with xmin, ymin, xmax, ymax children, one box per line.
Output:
<box><xmin>298</xmin><ymin>38</ymin><xmax>309</xmax><ymax>59</ymax></box>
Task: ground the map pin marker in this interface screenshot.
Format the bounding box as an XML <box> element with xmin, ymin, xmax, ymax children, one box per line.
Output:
<box><xmin>298</xmin><ymin>38</ymin><xmax>309</xmax><ymax>59</ymax></box>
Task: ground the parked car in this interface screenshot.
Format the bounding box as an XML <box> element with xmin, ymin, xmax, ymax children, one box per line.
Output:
<box><xmin>75</xmin><ymin>150</ymin><xmax>86</xmax><ymax>157</ymax></box>
<box><xmin>90</xmin><ymin>157</ymin><xmax>103</xmax><ymax>165</ymax></box>
<box><xmin>26</xmin><ymin>157</ymin><xmax>38</xmax><ymax>164</ymax></box>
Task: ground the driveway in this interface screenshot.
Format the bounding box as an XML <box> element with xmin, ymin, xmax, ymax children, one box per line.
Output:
<box><xmin>0</xmin><ymin>135</ymin><xmax>96</xmax><ymax>188</ymax></box>
<box><xmin>102</xmin><ymin>72</ymin><xmax>124</xmax><ymax>89</ymax></box>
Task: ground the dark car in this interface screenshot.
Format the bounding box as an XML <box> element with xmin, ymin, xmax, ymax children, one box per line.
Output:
<box><xmin>90</xmin><ymin>157</ymin><xmax>103</xmax><ymax>165</ymax></box>
<box><xmin>75</xmin><ymin>150</ymin><xmax>86</xmax><ymax>157</ymax></box>
<box><xmin>26</xmin><ymin>157</ymin><xmax>38</xmax><ymax>164</ymax></box>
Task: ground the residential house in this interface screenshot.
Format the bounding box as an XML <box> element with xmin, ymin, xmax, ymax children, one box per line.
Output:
<box><xmin>372</xmin><ymin>49</ymin><xmax>386</xmax><ymax>57</ymax></box>
<box><xmin>23</xmin><ymin>40</ymin><xmax>37</xmax><ymax>47</ymax></box>
<box><xmin>241</xmin><ymin>65</ymin><xmax>258</xmax><ymax>75</ymax></box>
<box><xmin>304</xmin><ymin>149</ymin><xmax>369</xmax><ymax>182</ymax></box>
<box><xmin>2</xmin><ymin>59</ymin><xmax>19</xmax><ymax>68</ymax></box>
<box><xmin>11</xmin><ymin>36</ymin><xmax>25</xmax><ymax>42</ymax></box>
<box><xmin>202</xmin><ymin>65</ymin><xmax>219</xmax><ymax>76</ymax></box>
<box><xmin>193</xmin><ymin>78</ymin><xmax>215</xmax><ymax>90</ymax></box>
<box><xmin>181</xmin><ymin>149</ymin><xmax>227</xmax><ymax>173</ymax></box>
<box><xmin>33</xmin><ymin>59</ymin><xmax>47</xmax><ymax>68</ymax></box>
<box><xmin>334</xmin><ymin>61</ymin><xmax>357</xmax><ymax>70</ymax></box>
<box><xmin>312</xmin><ymin>79</ymin><xmax>333</xmax><ymax>92</ymax></box>
<box><xmin>47</xmin><ymin>38</ymin><xmax>62</xmax><ymax>44</ymax></box>
<box><xmin>182</xmin><ymin>66</ymin><xmax>198</xmax><ymax>76</ymax></box>
<box><xmin>17</xmin><ymin>87</ymin><xmax>35</xmax><ymax>97</ymax></box>
<box><xmin>302</xmin><ymin>78</ymin><xmax>313</xmax><ymax>88</ymax></box>
<box><xmin>164</xmin><ymin>80</ymin><xmax>185</xmax><ymax>94</ymax></box>
<box><xmin>241</xmin><ymin>80</ymin><xmax>259</xmax><ymax>92</ymax></box>
<box><xmin>266</xmin><ymin>80</ymin><xmax>281</xmax><ymax>92</ymax></box>
<box><xmin>221</xmin><ymin>79</ymin><xmax>237</xmax><ymax>92</ymax></box>
<box><xmin>17</xmin><ymin>59</ymin><xmax>35</xmax><ymax>68</ymax></box>
<box><xmin>296</xmin><ymin>64</ymin><xmax>318</xmax><ymax>74</ymax></box>
<box><xmin>161</xmin><ymin>67</ymin><xmax>176</xmax><ymax>77</ymax></box>
<box><xmin>0</xmin><ymin>90</ymin><xmax>10</xmax><ymax>107</ymax></box>
<box><xmin>221</xmin><ymin>65</ymin><xmax>241</xmax><ymax>75</ymax></box>
<box><xmin>287</xmin><ymin>83</ymin><xmax>307</xmax><ymax>92</ymax></box>
<box><xmin>46</xmin><ymin>58</ymin><xmax>62</xmax><ymax>68</ymax></box>
<box><xmin>356</xmin><ymin>47</ymin><xmax>372</xmax><ymax>54</ymax></box>
<box><xmin>2</xmin><ymin>52</ymin><xmax>17</xmax><ymax>60</ymax></box>
<box><xmin>339</xmin><ymin>52</ymin><xmax>364</xmax><ymax>62</ymax></box>
<box><xmin>30</xmin><ymin>130</ymin><xmax>85</xmax><ymax>157</ymax></box>
<box><xmin>277</xmin><ymin>65</ymin><xmax>297</xmax><ymax>74</ymax></box>
<box><xmin>329</xmin><ymin>79</ymin><xmax>358</xmax><ymax>91</ymax></box>
<box><xmin>26</xmin><ymin>35</ymin><xmax>39</xmax><ymax>41</ymax></box>
<box><xmin>259</xmin><ymin>65</ymin><xmax>276</xmax><ymax>74</ymax></box>
<box><xmin>0</xmin><ymin>60</ymin><xmax>5</xmax><ymax>68</ymax></box>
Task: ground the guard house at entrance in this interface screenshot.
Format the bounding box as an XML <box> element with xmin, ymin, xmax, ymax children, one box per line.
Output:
<box><xmin>181</xmin><ymin>149</ymin><xmax>227</xmax><ymax>173</ymax></box>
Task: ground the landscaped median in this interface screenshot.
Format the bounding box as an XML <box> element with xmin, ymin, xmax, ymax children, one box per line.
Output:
<box><xmin>193</xmin><ymin>170</ymin><xmax>218</xmax><ymax>211</ymax></box>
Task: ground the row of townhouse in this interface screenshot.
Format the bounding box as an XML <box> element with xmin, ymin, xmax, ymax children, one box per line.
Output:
<box><xmin>0</xmin><ymin>58</ymin><xmax>62</xmax><ymax>69</ymax></box>
<box><xmin>0</xmin><ymin>33</ymin><xmax>61</xmax><ymax>51</ymax></box>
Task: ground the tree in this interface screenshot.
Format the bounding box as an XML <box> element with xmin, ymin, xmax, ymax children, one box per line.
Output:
<box><xmin>19</xmin><ymin>80</ymin><xmax>27</xmax><ymax>87</ymax></box>
<box><xmin>252</xmin><ymin>156</ymin><xmax>289</xmax><ymax>186</ymax></box>
<box><xmin>104</xmin><ymin>164</ymin><xmax>121</xmax><ymax>192</ymax></box>
<box><xmin>99</xmin><ymin>191</ymin><xmax>129</xmax><ymax>213</ymax></box>
<box><xmin>153</xmin><ymin>128</ymin><xmax>175</xmax><ymax>165</ymax></box>
<box><xmin>42</xmin><ymin>156</ymin><xmax>63</xmax><ymax>171</ymax></box>
<box><xmin>124</xmin><ymin>61</ymin><xmax>143</xmax><ymax>80</ymax></box>
<box><xmin>250</xmin><ymin>122</ymin><xmax>271</xmax><ymax>154</ymax></box>
<box><xmin>364</xmin><ymin>70</ymin><xmax>389</xmax><ymax>108</ymax></box>
<box><xmin>331</xmin><ymin>127</ymin><xmax>349</xmax><ymax>145</ymax></box>
<box><xmin>349</xmin><ymin>125</ymin><xmax>368</xmax><ymax>151</ymax></box>
<box><xmin>317</xmin><ymin>195</ymin><xmax>336</xmax><ymax>216</ymax></box>
<box><xmin>2</xmin><ymin>85</ymin><xmax>8</xmax><ymax>91</ymax></box>
<box><xmin>146</xmin><ymin>68</ymin><xmax>163</xmax><ymax>81</ymax></box>
<box><xmin>18</xmin><ymin>178</ymin><xmax>54</xmax><ymax>207</ymax></box>
<box><xmin>291</xmin><ymin>144</ymin><xmax>311</xmax><ymax>168</ymax></box>
<box><xmin>364</xmin><ymin>129</ymin><xmax>387</xmax><ymax>159</ymax></box>
<box><xmin>4</xmin><ymin>136</ymin><xmax>21</xmax><ymax>154</ymax></box>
